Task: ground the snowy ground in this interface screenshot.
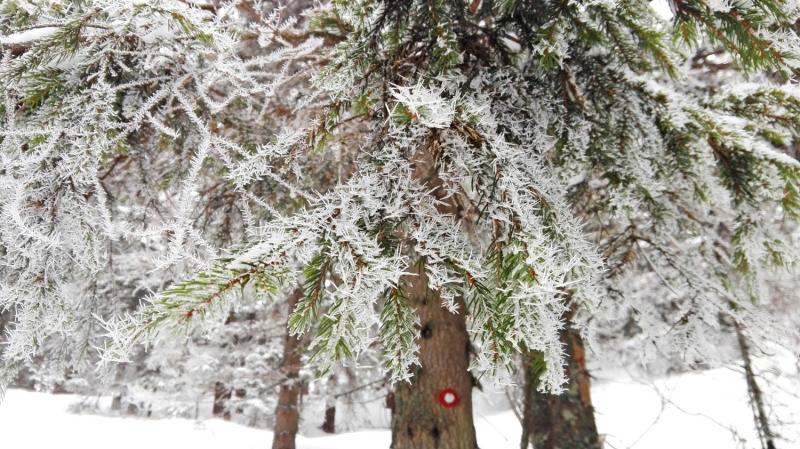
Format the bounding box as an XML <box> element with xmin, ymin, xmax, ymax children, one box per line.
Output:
<box><xmin>2</xmin><ymin>356</ymin><xmax>798</xmax><ymax>449</ymax></box>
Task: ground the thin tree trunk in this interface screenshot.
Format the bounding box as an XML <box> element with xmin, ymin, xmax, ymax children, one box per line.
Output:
<box><xmin>0</xmin><ymin>309</ymin><xmax>8</xmax><ymax>338</ymax></box>
<box><xmin>735</xmin><ymin>323</ymin><xmax>777</xmax><ymax>449</ymax></box>
<box><xmin>321</xmin><ymin>374</ymin><xmax>337</xmax><ymax>434</ymax></box>
<box><xmin>521</xmin><ymin>325</ymin><xmax>600</xmax><ymax>449</ymax></box>
<box><xmin>390</xmin><ymin>133</ymin><xmax>477</xmax><ymax>449</ymax></box>
<box><xmin>322</xmin><ymin>404</ymin><xmax>336</xmax><ymax>434</ymax></box>
<box><xmin>213</xmin><ymin>310</ymin><xmax>239</xmax><ymax>420</ymax></box>
<box><xmin>272</xmin><ymin>287</ymin><xmax>305</xmax><ymax>449</ymax></box>
<box><xmin>111</xmin><ymin>362</ymin><xmax>129</xmax><ymax>412</ymax></box>
<box><xmin>519</xmin><ymin>358</ymin><xmax>535</xmax><ymax>449</ymax></box>
<box><xmin>212</xmin><ymin>381</ymin><xmax>231</xmax><ymax>420</ymax></box>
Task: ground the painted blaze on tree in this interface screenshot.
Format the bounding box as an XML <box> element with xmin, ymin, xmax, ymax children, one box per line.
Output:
<box><xmin>438</xmin><ymin>388</ymin><xmax>460</xmax><ymax>408</ymax></box>
<box><xmin>1</xmin><ymin>1</ymin><xmax>800</xmax><ymax>448</ymax></box>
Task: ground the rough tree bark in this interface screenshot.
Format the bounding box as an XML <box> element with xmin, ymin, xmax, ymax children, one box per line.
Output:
<box><xmin>391</xmin><ymin>263</ymin><xmax>477</xmax><ymax>449</ymax></box>
<box><xmin>272</xmin><ymin>287</ymin><xmax>305</xmax><ymax>449</ymax></box>
<box><xmin>520</xmin><ymin>324</ymin><xmax>600</xmax><ymax>449</ymax></box>
<box><xmin>391</xmin><ymin>134</ymin><xmax>477</xmax><ymax>449</ymax></box>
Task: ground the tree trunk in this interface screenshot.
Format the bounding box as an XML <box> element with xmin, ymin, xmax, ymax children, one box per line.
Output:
<box><xmin>0</xmin><ymin>309</ymin><xmax>8</xmax><ymax>339</ymax></box>
<box><xmin>520</xmin><ymin>326</ymin><xmax>600</xmax><ymax>449</ymax></box>
<box><xmin>390</xmin><ymin>262</ymin><xmax>477</xmax><ymax>449</ymax></box>
<box><xmin>272</xmin><ymin>287</ymin><xmax>305</xmax><ymax>449</ymax></box>
<box><xmin>111</xmin><ymin>362</ymin><xmax>129</xmax><ymax>412</ymax></box>
<box><xmin>321</xmin><ymin>374</ymin><xmax>337</xmax><ymax>434</ymax></box>
<box><xmin>212</xmin><ymin>381</ymin><xmax>231</xmax><ymax>420</ymax></box>
<box><xmin>322</xmin><ymin>404</ymin><xmax>336</xmax><ymax>434</ymax></box>
<box><xmin>391</xmin><ymin>132</ymin><xmax>477</xmax><ymax>449</ymax></box>
<box><xmin>735</xmin><ymin>323</ymin><xmax>777</xmax><ymax>449</ymax></box>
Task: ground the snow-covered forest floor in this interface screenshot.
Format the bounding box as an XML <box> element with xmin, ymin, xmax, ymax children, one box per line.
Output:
<box><xmin>3</xmin><ymin>351</ymin><xmax>798</xmax><ymax>449</ymax></box>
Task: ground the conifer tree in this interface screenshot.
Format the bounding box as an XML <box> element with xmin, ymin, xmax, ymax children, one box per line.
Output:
<box><xmin>0</xmin><ymin>0</ymin><xmax>326</xmax><ymax>390</ymax></box>
<box><xmin>2</xmin><ymin>2</ymin><xmax>800</xmax><ymax>449</ymax></box>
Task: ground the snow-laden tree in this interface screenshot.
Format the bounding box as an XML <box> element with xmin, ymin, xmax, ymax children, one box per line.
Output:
<box><xmin>559</xmin><ymin>33</ymin><xmax>800</xmax><ymax>449</ymax></box>
<box><xmin>2</xmin><ymin>1</ymin><xmax>800</xmax><ymax>449</ymax></box>
<box><xmin>0</xmin><ymin>0</ymin><xmax>324</xmax><ymax>385</ymax></box>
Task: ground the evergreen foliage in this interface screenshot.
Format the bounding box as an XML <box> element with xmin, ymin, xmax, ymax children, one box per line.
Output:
<box><xmin>1</xmin><ymin>0</ymin><xmax>799</xmax><ymax>398</ymax></box>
